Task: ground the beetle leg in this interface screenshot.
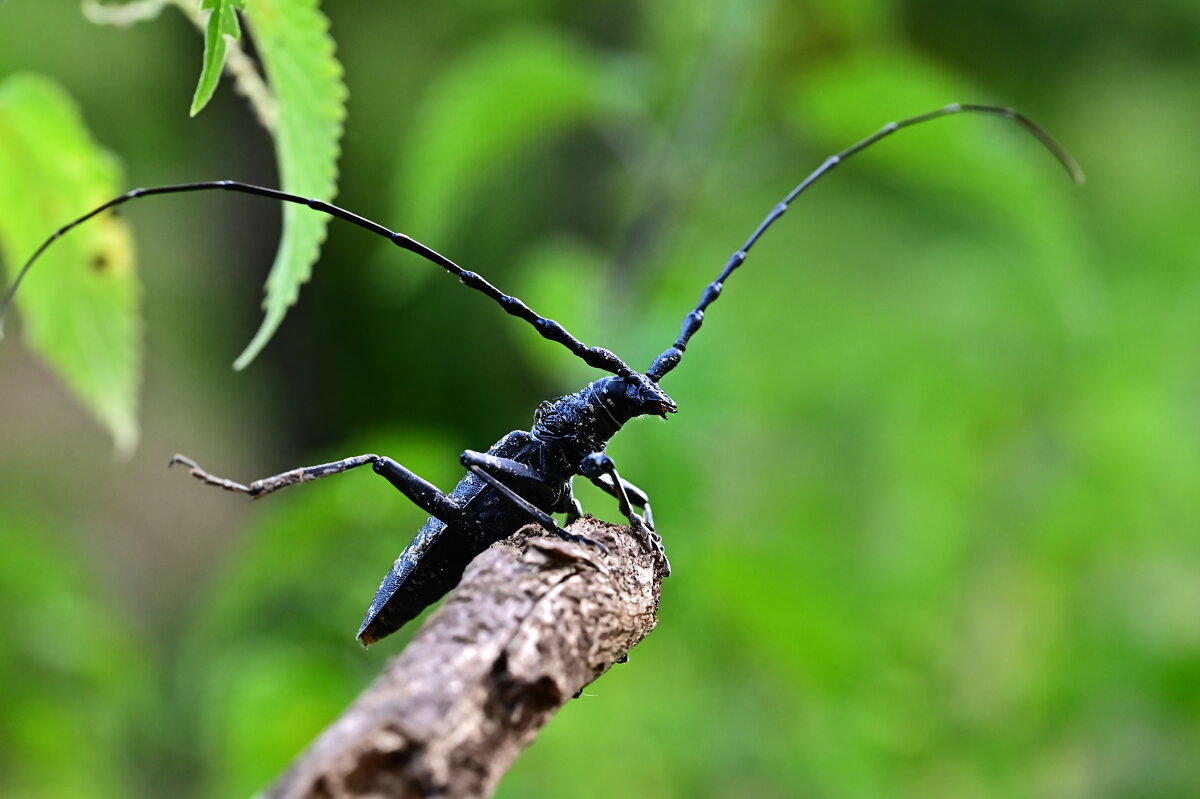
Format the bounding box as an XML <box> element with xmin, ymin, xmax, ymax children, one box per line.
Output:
<box><xmin>169</xmin><ymin>453</ymin><xmax>464</xmax><ymax>524</ymax></box>
<box><xmin>459</xmin><ymin>450</ymin><xmax>546</xmax><ymax>492</ymax></box>
<box><xmin>562</xmin><ymin>481</ymin><xmax>585</xmax><ymax>526</ymax></box>
<box><xmin>590</xmin><ymin>473</ymin><xmax>655</xmax><ymax>531</ymax></box>
<box><xmin>578</xmin><ymin>453</ymin><xmax>670</xmax><ymax>575</ymax></box>
<box><xmin>464</xmin><ymin>461</ymin><xmax>607</xmax><ymax>555</ymax></box>
<box><xmin>371</xmin><ymin>457</ymin><xmax>465</xmax><ymax>525</ymax></box>
<box><xmin>169</xmin><ymin>453</ymin><xmax>380</xmax><ymax>497</ymax></box>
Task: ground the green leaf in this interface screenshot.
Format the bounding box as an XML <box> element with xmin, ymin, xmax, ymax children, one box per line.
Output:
<box><xmin>233</xmin><ymin>0</ymin><xmax>346</xmax><ymax>369</ymax></box>
<box><xmin>0</xmin><ymin>74</ymin><xmax>140</xmax><ymax>454</ymax></box>
<box><xmin>400</xmin><ymin>28</ymin><xmax>614</xmax><ymax>243</ymax></box>
<box><xmin>190</xmin><ymin>0</ymin><xmax>246</xmax><ymax>117</ymax></box>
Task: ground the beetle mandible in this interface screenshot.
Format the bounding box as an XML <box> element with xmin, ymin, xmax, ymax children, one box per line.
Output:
<box><xmin>0</xmin><ymin>103</ymin><xmax>1083</xmax><ymax>646</ymax></box>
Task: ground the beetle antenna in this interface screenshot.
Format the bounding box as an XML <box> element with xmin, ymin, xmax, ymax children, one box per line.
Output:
<box><xmin>0</xmin><ymin>181</ymin><xmax>635</xmax><ymax>377</ymax></box>
<box><xmin>645</xmin><ymin>103</ymin><xmax>1084</xmax><ymax>382</ymax></box>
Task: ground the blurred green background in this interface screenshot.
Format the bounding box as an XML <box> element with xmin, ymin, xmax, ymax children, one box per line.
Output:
<box><xmin>2</xmin><ymin>1</ymin><xmax>1199</xmax><ymax>797</ymax></box>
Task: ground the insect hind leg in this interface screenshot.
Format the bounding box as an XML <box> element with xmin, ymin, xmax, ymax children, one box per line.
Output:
<box><xmin>170</xmin><ymin>452</ymin><xmax>464</xmax><ymax>524</ymax></box>
<box><xmin>168</xmin><ymin>453</ymin><xmax>381</xmax><ymax>497</ymax></box>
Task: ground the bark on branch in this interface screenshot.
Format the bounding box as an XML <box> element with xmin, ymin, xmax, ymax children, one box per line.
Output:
<box><xmin>262</xmin><ymin>518</ymin><xmax>666</xmax><ymax>799</ymax></box>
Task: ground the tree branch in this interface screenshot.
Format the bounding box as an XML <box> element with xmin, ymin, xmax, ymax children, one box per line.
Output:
<box><xmin>262</xmin><ymin>518</ymin><xmax>666</xmax><ymax>799</ymax></box>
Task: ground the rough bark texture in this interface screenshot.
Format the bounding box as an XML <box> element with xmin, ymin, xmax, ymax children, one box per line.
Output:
<box><xmin>262</xmin><ymin>518</ymin><xmax>665</xmax><ymax>799</ymax></box>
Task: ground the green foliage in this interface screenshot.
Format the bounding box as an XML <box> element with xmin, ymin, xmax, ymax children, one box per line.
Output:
<box><xmin>232</xmin><ymin>0</ymin><xmax>346</xmax><ymax>369</ymax></box>
<box><xmin>0</xmin><ymin>0</ymin><xmax>347</xmax><ymax>450</ymax></box>
<box><xmin>0</xmin><ymin>509</ymin><xmax>151</xmax><ymax>798</ymax></box>
<box><xmin>0</xmin><ymin>73</ymin><xmax>140</xmax><ymax>453</ymax></box>
<box><xmin>399</xmin><ymin>27</ymin><xmax>622</xmax><ymax>242</ymax></box>
<box><xmin>190</xmin><ymin>0</ymin><xmax>246</xmax><ymax>116</ymax></box>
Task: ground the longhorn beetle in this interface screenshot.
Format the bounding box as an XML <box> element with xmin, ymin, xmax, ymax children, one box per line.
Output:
<box><xmin>1</xmin><ymin>103</ymin><xmax>1082</xmax><ymax>646</ymax></box>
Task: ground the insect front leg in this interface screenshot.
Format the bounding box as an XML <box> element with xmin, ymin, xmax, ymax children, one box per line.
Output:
<box><xmin>578</xmin><ymin>453</ymin><xmax>670</xmax><ymax>575</ymax></box>
<box><xmin>590</xmin><ymin>473</ymin><xmax>655</xmax><ymax>531</ymax></box>
<box><xmin>459</xmin><ymin>450</ymin><xmax>607</xmax><ymax>554</ymax></box>
<box><xmin>169</xmin><ymin>453</ymin><xmax>464</xmax><ymax>524</ymax></box>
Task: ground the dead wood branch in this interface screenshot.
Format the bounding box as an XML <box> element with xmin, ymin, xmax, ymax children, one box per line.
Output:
<box><xmin>263</xmin><ymin>517</ymin><xmax>665</xmax><ymax>799</ymax></box>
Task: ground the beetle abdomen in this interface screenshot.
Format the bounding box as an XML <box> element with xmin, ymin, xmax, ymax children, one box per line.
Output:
<box><xmin>356</xmin><ymin>514</ymin><xmax>486</xmax><ymax>645</ymax></box>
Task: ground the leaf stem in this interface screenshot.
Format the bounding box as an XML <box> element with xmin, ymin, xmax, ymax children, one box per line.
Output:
<box><xmin>82</xmin><ymin>0</ymin><xmax>169</xmax><ymax>27</ymax></box>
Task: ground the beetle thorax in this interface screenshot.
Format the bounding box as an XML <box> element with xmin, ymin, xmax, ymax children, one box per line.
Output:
<box><xmin>531</xmin><ymin>384</ymin><xmax>621</xmax><ymax>454</ymax></box>
<box><xmin>531</xmin><ymin>374</ymin><xmax>677</xmax><ymax>455</ymax></box>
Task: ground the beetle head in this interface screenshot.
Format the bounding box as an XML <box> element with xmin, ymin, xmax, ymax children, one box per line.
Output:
<box><xmin>595</xmin><ymin>373</ymin><xmax>678</xmax><ymax>422</ymax></box>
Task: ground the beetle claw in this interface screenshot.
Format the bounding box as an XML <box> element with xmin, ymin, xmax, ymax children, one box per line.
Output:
<box><xmin>629</xmin><ymin>514</ymin><xmax>671</xmax><ymax>576</ymax></box>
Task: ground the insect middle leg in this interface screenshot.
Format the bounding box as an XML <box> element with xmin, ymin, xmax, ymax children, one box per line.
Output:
<box><xmin>459</xmin><ymin>450</ymin><xmax>607</xmax><ymax>554</ymax></box>
<box><xmin>169</xmin><ymin>453</ymin><xmax>464</xmax><ymax>524</ymax></box>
